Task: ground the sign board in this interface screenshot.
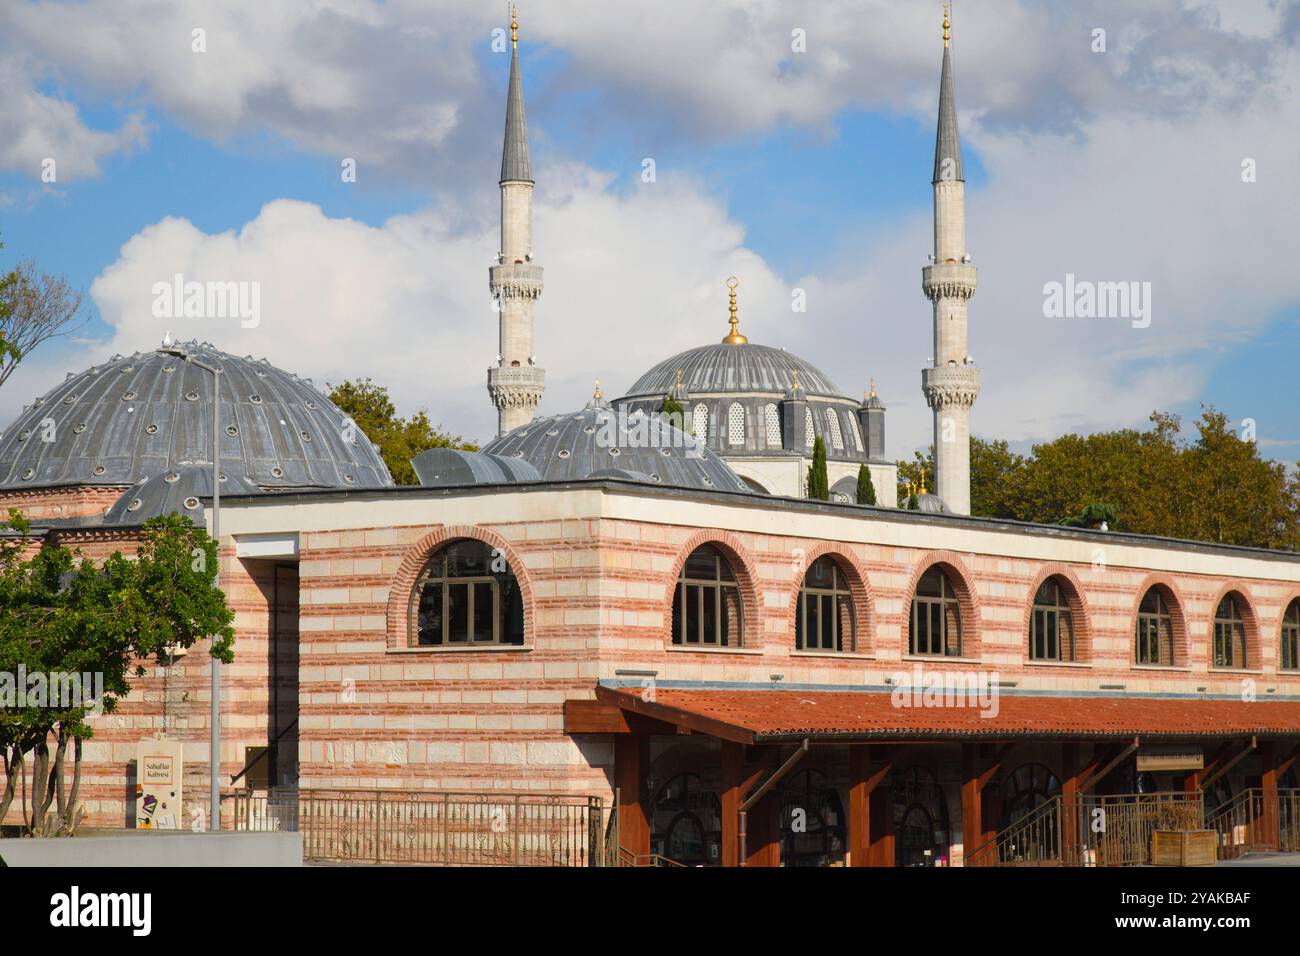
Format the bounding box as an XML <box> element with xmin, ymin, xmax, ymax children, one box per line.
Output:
<box><xmin>1137</xmin><ymin>746</ymin><xmax>1204</xmax><ymax>772</ymax></box>
<box><xmin>135</xmin><ymin>738</ymin><xmax>183</xmax><ymax>829</ymax></box>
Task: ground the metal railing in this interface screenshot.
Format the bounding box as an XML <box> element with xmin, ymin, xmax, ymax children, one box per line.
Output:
<box><xmin>967</xmin><ymin>791</ymin><xmax>1207</xmax><ymax>868</ymax></box>
<box><xmin>1206</xmin><ymin>788</ymin><xmax>1300</xmax><ymax>859</ymax></box>
<box><xmin>1077</xmin><ymin>792</ymin><xmax>1203</xmax><ymax>867</ymax></box>
<box><xmin>233</xmin><ymin>788</ymin><xmax>605</xmax><ymax>866</ymax></box>
<box><xmin>966</xmin><ymin>797</ymin><xmax>1065</xmax><ymax>868</ymax></box>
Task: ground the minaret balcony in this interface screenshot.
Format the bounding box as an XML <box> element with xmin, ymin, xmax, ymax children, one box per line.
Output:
<box><xmin>921</xmin><ymin>364</ymin><xmax>980</xmax><ymax>410</ymax></box>
<box><xmin>489</xmin><ymin>263</ymin><xmax>545</xmax><ymax>299</ymax></box>
<box><xmin>922</xmin><ymin>262</ymin><xmax>977</xmax><ymax>301</ymax></box>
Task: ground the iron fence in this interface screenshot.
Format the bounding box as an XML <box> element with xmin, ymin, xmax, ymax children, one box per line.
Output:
<box><xmin>233</xmin><ymin>788</ymin><xmax>605</xmax><ymax>866</ymax></box>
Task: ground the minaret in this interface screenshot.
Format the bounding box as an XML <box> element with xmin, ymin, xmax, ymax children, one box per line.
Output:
<box><xmin>921</xmin><ymin>5</ymin><xmax>979</xmax><ymax>515</ymax></box>
<box><xmin>488</xmin><ymin>7</ymin><xmax>545</xmax><ymax>436</ymax></box>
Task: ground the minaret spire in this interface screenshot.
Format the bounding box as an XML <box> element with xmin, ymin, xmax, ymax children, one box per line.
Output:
<box><xmin>488</xmin><ymin>5</ymin><xmax>545</xmax><ymax>435</ymax></box>
<box><xmin>920</xmin><ymin>4</ymin><xmax>979</xmax><ymax>515</ymax></box>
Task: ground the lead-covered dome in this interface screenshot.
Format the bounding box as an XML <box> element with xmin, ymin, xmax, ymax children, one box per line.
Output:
<box><xmin>0</xmin><ymin>340</ymin><xmax>393</xmax><ymax>491</ymax></box>
<box><xmin>483</xmin><ymin>400</ymin><xmax>749</xmax><ymax>493</ymax></box>
<box><xmin>622</xmin><ymin>343</ymin><xmax>845</xmax><ymax>399</ymax></box>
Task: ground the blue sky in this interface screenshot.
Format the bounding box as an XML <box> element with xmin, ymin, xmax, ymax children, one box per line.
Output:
<box><xmin>1</xmin><ymin>0</ymin><xmax>1297</xmax><ymax>460</ymax></box>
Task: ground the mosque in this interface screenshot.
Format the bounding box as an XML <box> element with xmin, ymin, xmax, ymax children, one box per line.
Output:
<box><xmin>1</xmin><ymin>10</ymin><xmax>1299</xmax><ymax>867</ymax></box>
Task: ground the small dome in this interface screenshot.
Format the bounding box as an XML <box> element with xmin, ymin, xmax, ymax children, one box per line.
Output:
<box><xmin>622</xmin><ymin>343</ymin><xmax>845</xmax><ymax>399</ymax></box>
<box><xmin>0</xmin><ymin>340</ymin><xmax>392</xmax><ymax>490</ymax></box>
<box><xmin>483</xmin><ymin>405</ymin><xmax>750</xmax><ymax>493</ymax></box>
<box><xmin>915</xmin><ymin>493</ymin><xmax>950</xmax><ymax>514</ymax></box>
<box><xmin>104</xmin><ymin>463</ymin><xmax>260</xmax><ymax>524</ymax></box>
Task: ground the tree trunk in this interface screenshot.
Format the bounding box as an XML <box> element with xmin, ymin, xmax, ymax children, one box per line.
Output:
<box><xmin>29</xmin><ymin>740</ymin><xmax>49</xmax><ymax>834</ymax></box>
<box><xmin>64</xmin><ymin>736</ymin><xmax>84</xmax><ymax>833</ymax></box>
<box><xmin>0</xmin><ymin>747</ymin><xmax>21</xmax><ymax>826</ymax></box>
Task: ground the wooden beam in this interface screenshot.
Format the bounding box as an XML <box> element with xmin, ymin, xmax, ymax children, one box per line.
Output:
<box><xmin>1080</xmin><ymin>737</ymin><xmax>1139</xmax><ymax>793</ymax></box>
<box><xmin>594</xmin><ymin>686</ymin><xmax>754</xmax><ymax>744</ymax></box>
<box><xmin>1200</xmin><ymin>737</ymin><xmax>1256</xmax><ymax>790</ymax></box>
<box><xmin>563</xmin><ymin>699</ymin><xmax>679</xmax><ymax>735</ymax></box>
<box><xmin>1261</xmin><ymin>740</ymin><xmax>1280</xmax><ymax>852</ymax></box>
<box><xmin>961</xmin><ymin>743</ymin><xmax>983</xmax><ymax>863</ymax></box>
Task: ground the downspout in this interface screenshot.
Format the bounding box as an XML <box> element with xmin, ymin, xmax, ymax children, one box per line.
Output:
<box><xmin>738</xmin><ymin>738</ymin><xmax>810</xmax><ymax>867</ymax></box>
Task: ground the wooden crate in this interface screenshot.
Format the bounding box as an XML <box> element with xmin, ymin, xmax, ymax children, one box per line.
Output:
<box><xmin>1151</xmin><ymin>830</ymin><xmax>1217</xmax><ymax>867</ymax></box>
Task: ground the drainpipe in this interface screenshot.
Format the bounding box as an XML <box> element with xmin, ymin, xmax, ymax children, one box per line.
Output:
<box><xmin>738</xmin><ymin>738</ymin><xmax>810</xmax><ymax>866</ymax></box>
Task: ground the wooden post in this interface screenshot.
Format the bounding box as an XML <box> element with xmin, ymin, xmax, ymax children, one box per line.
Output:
<box><xmin>614</xmin><ymin>734</ymin><xmax>650</xmax><ymax>860</ymax></box>
<box><xmin>961</xmin><ymin>743</ymin><xmax>982</xmax><ymax>865</ymax></box>
<box><xmin>721</xmin><ymin>741</ymin><xmax>743</xmax><ymax>867</ymax></box>
<box><xmin>848</xmin><ymin>746</ymin><xmax>870</xmax><ymax>867</ymax></box>
<box><xmin>1261</xmin><ymin>740</ymin><xmax>1280</xmax><ymax>852</ymax></box>
<box><xmin>1061</xmin><ymin>742</ymin><xmax>1080</xmax><ymax>863</ymax></box>
<box><xmin>868</xmin><ymin>767</ymin><xmax>895</xmax><ymax>866</ymax></box>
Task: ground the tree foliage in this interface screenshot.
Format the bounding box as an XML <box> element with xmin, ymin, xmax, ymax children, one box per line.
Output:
<box><xmin>328</xmin><ymin>378</ymin><xmax>478</xmax><ymax>486</ymax></box>
<box><xmin>0</xmin><ymin>244</ymin><xmax>87</xmax><ymax>390</ymax></box>
<box><xmin>855</xmin><ymin>464</ymin><xmax>877</xmax><ymax>506</ymax></box>
<box><xmin>807</xmin><ymin>437</ymin><xmax>829</xmax><ymax>501</ymax></box>
<box><xmin>0</xmin><ymin>511</ymin><xmax>234</xmax><ymax>835</ymax></box>
<box><xmin>895</xmin><ymin>408</ymin><xmax>1300</xmax><ymax>549</ymax></box>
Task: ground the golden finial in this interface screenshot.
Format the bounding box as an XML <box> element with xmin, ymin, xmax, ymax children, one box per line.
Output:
<box><xmin>511</xmin><ymin>5</ymin><xmax>519</xmax><ymax>49</ymax></box>
<box><xmin>791</xmin><ymin>367</ymin><xmax>800</xmax><ymax>390</ymax></box>
<box><xmin>869</xmin><ymin>378</ymin><xmax>877</xmax><ymax>399</ymax></box>
<box><xmin>593</xmin><ymin>378</ymin><xmax>603</xmax><ymax>401</ymax></box>
<box><xmin>721</xmin><ymin>276</ymin><xmax>748</xmax><ymax>345</ymax></box>
<box><xmin>919</xmin><ymin>472</ymin><xmax>929</xmax><ymax>495</ymax></box>
<box><xmin>943</xmin><ymin>3</ymin><xmax>951</xmax><ymax>49</ymax></box>
<box><xmin>675</xmin><ymin>367</ymin><xmax>683</xmax><ymax>388</ymax></box>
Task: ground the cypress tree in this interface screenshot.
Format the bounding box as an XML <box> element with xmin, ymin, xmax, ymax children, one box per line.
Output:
<box><xmin>807</xmin><ymin>437</ymin><xmax>829</xmax><ymax>500</ymax></box>
<box><xmin>855</xmin><ymin>463</ymin><xmax>877</xmax><ymax>505</ymax></box>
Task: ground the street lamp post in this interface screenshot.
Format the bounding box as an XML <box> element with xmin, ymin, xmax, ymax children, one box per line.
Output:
<box><xmin>176</xmin><ymin>349</ymin><xmax>222</xmax><ymax>831</ymax></box>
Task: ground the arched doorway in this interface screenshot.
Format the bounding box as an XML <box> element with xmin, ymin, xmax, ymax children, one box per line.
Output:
<box><xmin>650</xmin><ymin>773</ymin><xmax>722</xmax><ymax>866</ymax></box>
<box><xmin>1001</xmin><ymin>763</ymin><xmax>1061</xmax><ymax>829</ymax></box>
<box><xmin>778</xmin><ymin>769</ymin><xmax>846</xmax><ymax>867</ymax></box>
<box><xmin>893</xmin><ymin>767</ymin><xmax>951</xmax><ymax>866</ymax></box>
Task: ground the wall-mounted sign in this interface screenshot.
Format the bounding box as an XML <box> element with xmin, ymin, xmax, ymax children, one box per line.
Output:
<box><xmin>135</xmin><ymin>738</ymin><xmax>183</xmax><ymax>829</ymax></box>
<box><xmin>1137</xmin><ymin>747</ymin><xmax>1204</xmax><ymax>772</ymax></box>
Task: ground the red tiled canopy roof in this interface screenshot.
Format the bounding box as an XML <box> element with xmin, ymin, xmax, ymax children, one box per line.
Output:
<box><xmin>595</xmin><ymin>685</ymin><xmax>1300</xmax><ymax>744</ymax></box>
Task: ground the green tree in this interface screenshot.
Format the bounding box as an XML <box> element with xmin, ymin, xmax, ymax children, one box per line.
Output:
<box><xmin>0</xmin><ymin>511</ymin><xmax>234</xmax><ymax>835</ymax></box>
<box><xmin>0</xmin><ymin>241</ymin><xmax>86</xmax><ymax>390</ymax></box>
<box><xmin>807</xmin><ymin>437</ymin><xmax>829</xmax><ymax>501</ymax></box>
<box><xmin>659</xmin><ymin>394</ymin><xmax>687</xmax><ymax>433</ymax></box>
<box><xmin>328</xmin><ymin>378</ymin><xmax>478</xmax><ymax>486</ymax></box>
<box><xmin>855</xmin><ymin>463</ymin><xmax>877</xmax><ymax>505</ymax></box>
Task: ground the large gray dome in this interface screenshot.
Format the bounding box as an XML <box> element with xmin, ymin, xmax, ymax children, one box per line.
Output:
<box><xmin>483</xmin><ymin>400</ymin><xmax>749</xmax><ymax>493</ymax></box>
<box><xmin>0</xmin><ymin>340</ymin><xmax>393</xmax><ymax>490</ymax></box>
<box><xmin>622</xmin><ymin>343</ymin><xmax>845</xmax><ymax>399</ymax></box>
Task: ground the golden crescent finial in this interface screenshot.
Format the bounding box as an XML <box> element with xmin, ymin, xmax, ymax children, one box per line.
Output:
<box><xmin>943</xmin><ymin>3</ymin><xmax>951</xmax><ymax>49</ymax></box>
<box><xmin>791</xmin><ymin>367</ymin><xmax>799</xmax><ymax>390</ymax></box>
<box><xmin>675</xmin><ymin>367</ymin><xmax>683</xmax><ymax>388</ymax></box>
<box><xmin>511</xmin><ymin>5</ymin><xmax>519</xmax><ymax>49</ymax></box>
<box><xmin>594</xmin><ymin>378</ymin><xmax>602</xmax><ymax>401</ymax></box>
<box><xmin>721</xmin><ymin>276</ymin><xmax>748</xmax><ymax>345</ymax></box>
<box><xmin>869</xmin><ymin>377</ymin><xmax>877</xmax><ymax>399</ymax></box>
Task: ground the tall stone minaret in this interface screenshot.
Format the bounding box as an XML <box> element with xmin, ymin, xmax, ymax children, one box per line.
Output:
<box><xmin>487</xmin><ymin>7</ymin><xmax>545</xmax><ymax>436</ymax></box>
<box><xmin>921</xmin><ymin>5</ymin><xmax>979</xmax><ymax>515</ymax></box>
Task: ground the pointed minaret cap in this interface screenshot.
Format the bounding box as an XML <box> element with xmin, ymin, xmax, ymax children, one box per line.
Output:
<box><xmin>500</xmin><ymin>6</ymin><xmax>534</xmax><ymax>184</ymax></box>
<box><xmin>932</xmin><ymin>4</ymin><xmax>964</xmax><ymax>185</ymax></box>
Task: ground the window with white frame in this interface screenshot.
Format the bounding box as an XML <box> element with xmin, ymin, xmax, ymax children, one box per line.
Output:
<box><xmin>826</xmin><ymin>408</ymin><xmax>843</xmax><ymax>450</ymax></box>
<box><xmin>804</xmin><ymin>408</ymin><xmax>815</xmax><ymax>449</ymax></box>
<box><xmin>693</xmin><ymin>403</ymin><xmax>709</xmax><ymax>440</ymax></box>
<box><xmin>728</xmin><ymin>402</ymin><xmax>745</xmax><ymax>446</ymax></box>
<box><xmin>764</xmin><ymin>404</ymin><xmax>781</xmax><ymax>447</ymax></box>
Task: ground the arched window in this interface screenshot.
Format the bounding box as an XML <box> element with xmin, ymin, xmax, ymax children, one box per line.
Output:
<box><xmin>796</xmin><ymin>556</ymin><xmax>855</xmax><ymax>652</ymax></box>
<box><xmin>764</xmin><ymin>403</ymin><xmax>781</xmax><ymax>447</ymax></box>
<box><xmin>727</xmin><ymin>402</ymin><xmax>745</xmax><ymax>446</ymax></box>
<box><xmin>893</xmin><ymin>766</ymin><xmax>951</xmax><ymax>867</ymax></box>
<box><xmin>825</xmin><ymin>408</ymin><xmax>844</xmax><ymax>450</ymax></box>
<box><xmin>672</xmin><ymin>545</ymin><xmax>742</xmax><ymax>647</ymax></box>
<box><xmin>1001</xmin><ymin>763</ymin><xmax>1062</xmax><ymax>829</ymax></box>
<box><xmin>651</xmin><ymin>773</ymin><xmax>722</xmax><ymax>866</ymax></box>
<box><xmin>1135</xmin><ymin>587</ymin><xmax>1174</xmax><ymax>666</ymax></box>
<box><xmin>804</xmin><ymin>407</ymin><xmax>815</xmax><ymax>449</ymax></box>
<box><xmin>1213</xmin><ymin>594</ymin><xmax>1247</xmax><ymax>669</ymax></box>
<box><xmin>1282</xmin><ymin>599</ymin><xmax>1300</xmax><ymax>672</ymax></box>
<box><xmin>411</xmin><ymin>539</ymin><xmax>523</xmax><ymax>646</ymax></box>
<box><xmin>692</xmin><ymin>403</ymin><xmax>709</xmax><ymax>440</ymax></box>
<box><xmin>910</xmin><ymin>566</ymin><xmax>961</xmax><ymax>657</ymax></box>
<box><xmin>1030</xmin><ymin>577</ymin><xmax>1074</xmax><ymax>662</ymax></box>
<box><xmin>779</xmin><ymin>770</ymin><xmax>846</xmax><ymax>867</ymax></box>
